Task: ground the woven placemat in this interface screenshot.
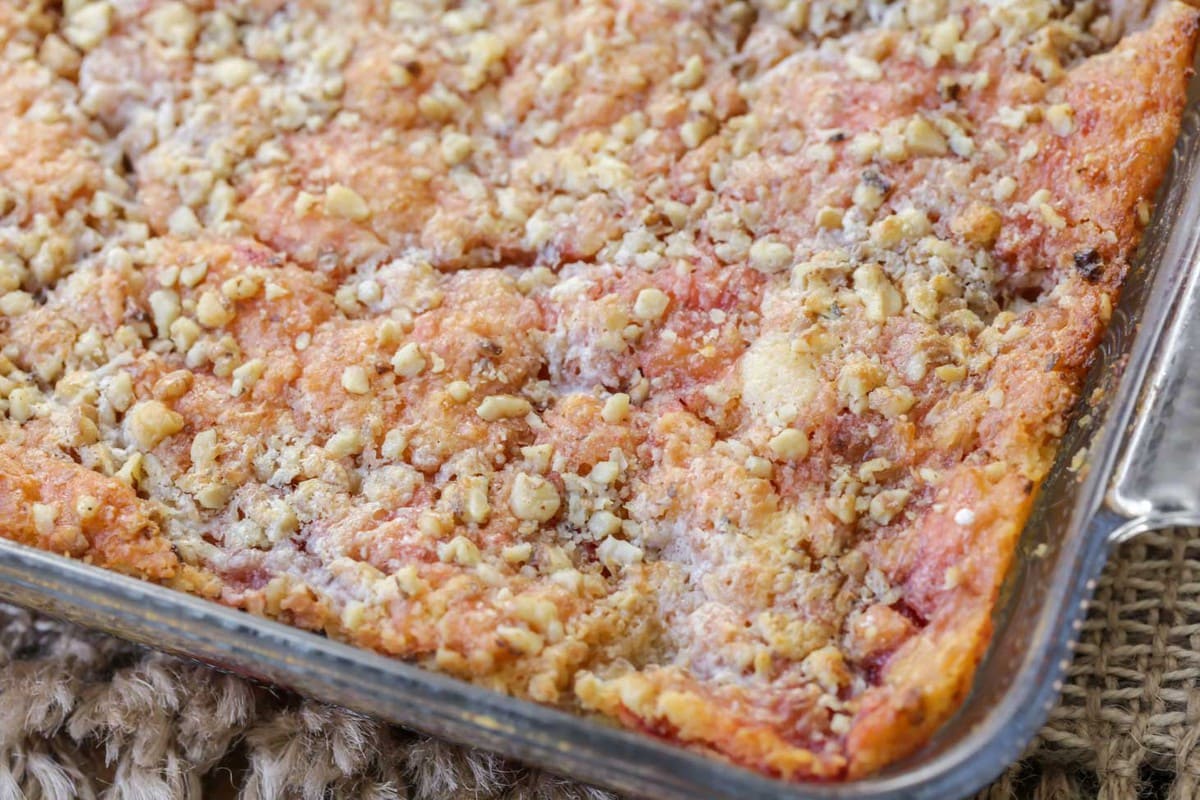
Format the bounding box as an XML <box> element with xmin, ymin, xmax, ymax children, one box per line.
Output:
<box><xmin>2</xmin><ymin>529</ymin><xmax>1197</xmax><ymax>799</ymax></box>
<box><xmin>978</xmin><ymin>527</ymin><xmax>1200</xmax><ymax>800</ymax></box>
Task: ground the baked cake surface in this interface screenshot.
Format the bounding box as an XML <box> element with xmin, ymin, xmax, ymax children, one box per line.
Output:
<box><xmin>0</xmin><ymin>0</ymin><xmax>1196</xmax><ymax>780</ymax></box>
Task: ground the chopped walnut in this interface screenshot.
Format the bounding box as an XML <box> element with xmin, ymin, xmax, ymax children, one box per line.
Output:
<box><xmin>324</xmin><ymin>185</ymin><xmax>370</xmax><ymax>221</ymax></box>
<box><xmin>510</xmin><ymin>474</ymin><xmax>560</xmax><ymax>522</ymax></box>
<box><xmin>125</xmin><ymin>401</ymin><xmax>185</xmax><ymax>451</ymax></box>
<box><xmin>768</xmin><ymin>429</ymin><xmax>809</xmax><ymax>461</ymax></box>
<box><xmin>601</xmin><ymin>393</ymin><xmax>631</xmax><ymax>424</ymax></box>
<box><xmin>341</xmin><ymin>366</ymin><xmax>371</xmax><ymax>395</ymax></box>
<box><xmin>633</xmin><ymin>288</ymin><xmax>670</xmax><ymax>321</ymax></box>
<box><xmin>477</xmin><ymin>395</ymin><xmax>532</xmax><ymax>421</ymax></box>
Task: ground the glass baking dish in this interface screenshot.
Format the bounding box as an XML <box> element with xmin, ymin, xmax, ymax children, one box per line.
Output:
<box><xmin>2</xmin><ymin>68</ymin><xmax>1200</xmax><ymax>800</ymax></box>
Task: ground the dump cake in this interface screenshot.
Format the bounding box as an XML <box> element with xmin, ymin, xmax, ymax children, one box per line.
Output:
<box><xmin>0</xmin><ymin>0</ymin><xmax>1195</xmax><ymax>780</ymax></box>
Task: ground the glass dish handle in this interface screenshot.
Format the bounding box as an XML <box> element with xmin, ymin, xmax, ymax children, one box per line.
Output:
<box><xmin>1105</xmin><ymin>105</ymin><xmax>1200</xmax><ymax>535</ymax></box>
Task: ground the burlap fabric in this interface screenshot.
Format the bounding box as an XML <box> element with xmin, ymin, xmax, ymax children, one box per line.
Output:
<box><xmin>978</xmin><ymin>527</ymin><xmax>1200</xmax><ymax>800</ymax></box>
<box><xmin>2</xmin><ymin>529</ymin><xmax>1198</xmax><ymax>799</ymax></box>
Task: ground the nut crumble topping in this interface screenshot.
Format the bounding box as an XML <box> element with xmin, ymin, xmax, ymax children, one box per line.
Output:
<box><xmin>0</xmin><ymin>0</ymin><xmax>1195</xmax><ymax>783</ymax></box>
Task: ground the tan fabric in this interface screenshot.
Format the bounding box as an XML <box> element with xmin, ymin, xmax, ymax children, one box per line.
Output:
<box><xmin>977</xmin><ymin>528</ymin><xmax>1200</xmax><ymax>800</ymax></box>
<box><xmin>3</xmin><ymin>529</ymin><xmax>1198</xmax><ymax>798</ymax></box>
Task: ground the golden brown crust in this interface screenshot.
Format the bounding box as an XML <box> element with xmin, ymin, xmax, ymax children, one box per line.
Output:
<box><xmin>0</xmin><ymin>0</ymin><xmax>1195</xmax><ymax>782</ymax></box>
<box><xmin>0</xmin><ymin>444</ymin><xmax>178</xmax><ymax>579</ymax></box>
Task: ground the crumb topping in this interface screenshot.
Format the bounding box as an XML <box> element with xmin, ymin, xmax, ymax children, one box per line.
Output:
<box><xmin>0</xmin><ymin>0</ymin><xmax>1195</xmax><ymax>783</ymax></box>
